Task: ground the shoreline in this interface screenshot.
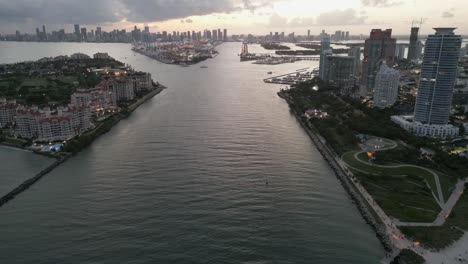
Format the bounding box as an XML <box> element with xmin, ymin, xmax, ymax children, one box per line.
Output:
<box><xmin>278</xmin><ymin>91</ymin><xmax>393</xmax><ymax>254</ymax></box>
<box><xmin>131</xmin><ymin>47</ymin><xmax>216</xmax><ymax>65</ymax></box>
<box><xmin>0</xmin><ymin>85</ymin><xmax>167</xmax><ymax>208</ymax></box>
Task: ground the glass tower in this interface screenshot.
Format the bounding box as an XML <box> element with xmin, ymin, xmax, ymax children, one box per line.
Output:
<box><xmin>414</xmin><ymin>28</ymin><xmax>461</xmax><ymax>125</ymax></box>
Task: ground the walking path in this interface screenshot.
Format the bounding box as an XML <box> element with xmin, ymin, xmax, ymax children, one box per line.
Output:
<box><xmin>351</xmin><ymin>151</ymin><xmax>445</xmax><ymax>206</ymax></box>
<box><xmin>336</xmin><ymin>137</ymin><xmax>468</xmax><ymax>263</ymax></box>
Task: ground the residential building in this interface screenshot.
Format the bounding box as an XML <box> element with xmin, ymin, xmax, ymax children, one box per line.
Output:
<box><xmin>129</xmin><ymin>72</ymin><xmax>152</xmax><ymax>93</ymax></box>
<box><xmin>111</xmin><ymin>78</ymin><xmax>135</xmax><ymax>102</ymax></box>
<box><xmin>395</xmin><ymin>44</ymin><xmax>406</xmax><ymax>60</ymax></box>
<box><xmin>319</xmin><ymin>36</ymin><xmax>331</xmax><ymax>80</ymax></box>
<box><xmin>392</xmin><ymin>28</ymin><xmax>462</xmax><ymax>139</ymax></box>
<box><xmin>361</xmin><ymin>29</ymin><xmax>396</xmax><ymax>96</ymax></box>
<box><xmin>391</xmin><ymin>116</ymin><xmax>459</xmax><ymax>139</ymax></box>
<box><xmin>414</xmin><ymin>28</ymin><xmax>461</xmax><ymax>125</ymax></box>
<box><xmin>0</xmin><ymin>99</ymin><xmax>17</xmax><ymax>128</ymax></box>
<box><xmin>15</xmin><ymin>106</ymin><xmax>50</xmax><ymax>139</ymax></box>
<box><xmin>407</xmin><ymin>27</ymin><xmax>420</xmax><ymax>61</ymax></box>
<box><xmin>93</xmin><ymin>52</ymin><xmax>111</xmax><ymax>59</ymax></box>
<box><xmin>373</xmin><ymin>63</ymin><xmax>400</xmax><ymax>108</ymax></box>
<box><xmin>322</xmin><ymin>55</ymin><xmax>357</xmax><ymax>91</ymax></box>
<box><xmin>15</xmin><ymin>104</ymin><xmax>92</xmax><ymax>141</ymax></box>
<box><xmin>70</xmin><ymin>53</ymin><xmax>90</xmax><ymax>60</ymax></box>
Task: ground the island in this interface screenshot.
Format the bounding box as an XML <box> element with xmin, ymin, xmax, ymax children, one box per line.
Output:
<box><xmin>0</xmin><ymin>52</ymin><xmax>166</xmax><ymax>206</ymax></box>
<box><xmin>132</xmin><ymin>41</ymin><xmax>219</xmax><ymax>65</ymax></box>
<box><xmin>279</xmin><ymin>78</ymin><xmax>468</xmax><ymax>263</ymax></box>
<box><xmin>260</xmin><ymin>42</ymin><xmax>290</xmax><ymax>50</ymax></box>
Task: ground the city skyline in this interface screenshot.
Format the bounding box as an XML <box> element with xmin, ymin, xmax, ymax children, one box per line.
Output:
<box><xmin>1</xmin><ymin>0</ymin><xmax>468</xmax><ymax>35</ymax></box>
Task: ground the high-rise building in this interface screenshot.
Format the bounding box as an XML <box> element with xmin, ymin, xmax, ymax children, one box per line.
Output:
<box><xmin>96</xmin><ymin>27</ymin><xmax>102</xmax><ymax>40</ymax></box>
<box><xmin>395</xmin><ymin>44</ymin><xmax>406</xmax><ymax>60</ymax></box>
<box><xmin>323</xmin><ymin>55</ymin><xmax>357</xmax><ymax>90</ymax></box>
<box><xmin>407</xmin><ymin>27</ymin><xmax>420</xmax><ymax>61</ymax></box>
<box><xmin>319</xmin><ymin>36</ymin><xmax>332</xmax><ymax>80</ymax></box>
<box><xmin>414</xmin><ymin>28</ymin><xmax>462</xmax><ymax>125</ymax></box>
<box><xmin>212</xmin><ymin>29</ymin><xmax>217</xmax><ymax>41</ymax></box>
<box><xmin>348</xmin><ymin>47</ymin><xmax>362</xmax><ymax>78</ymax></box>
<box><xmin>307</xmin><ymin>29</ymin><xmax>310</xmax><ymax>40</ymax></box>
<box><xmin>361</xmin><ymin>29</ymin><xmax>396</xmax><ymax>96</ymax></box>
<box><xmin>42</xmin><ymin>25</ymin><xmax>47</xmax><ymax>40</ymax></box>
<box><xmin>80</xmin><ymin>27</ymin><xmax>87</xmax><ymax>41</ymax></box>
<box><xmin>223</xmin><ymin>29</ymin><xmax>227</xmax><ymax>41</ymax></box>
<box><xmin>373</xmin><ymin>63</ymin><xmax>400</xmax><ymax>108</ymax></box>
<box><xmin>345</xmin><ymin>31</ymin><xmax>349</xmax><ymax>40</ymax></box>
<box><xmin>36</xmin><ymin>27</ymin><xmax>41</xmax><ymax>40</ymax></box>
<box><xmin>74</xmin><ymin>24</ymin><xmax>80</xmax><ymax>36</ymax></box>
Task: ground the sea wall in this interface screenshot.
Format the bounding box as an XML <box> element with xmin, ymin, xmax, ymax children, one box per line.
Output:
<box><xmin>279</xmin><ymin>91</ymin><xmax>393</xmax><ymax>252</ymax></box>
<box><xmin>0</xmin><ymin>85</ymin><xmax>167</xmax><ymax>208</ymax></box>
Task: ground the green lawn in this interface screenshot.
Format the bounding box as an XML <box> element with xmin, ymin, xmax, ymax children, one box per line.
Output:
<box><xmin>401</xmin><ymin>187</ymin><xmax>468</xmax><ymax>249</ymax></box>
<box><xmin>344</xmin><ymin>151</ymin><xmax>451</xmax><ymax>202</ymax></box>
<box><xmin>353</xmin><ymin>170</ymin><xmax>440</xmax><ymax>222</ymax></box>
<box><xmin>20</xmin><ymin>78</ymin><xmax>49</xmax><ymax>87</ymax></box>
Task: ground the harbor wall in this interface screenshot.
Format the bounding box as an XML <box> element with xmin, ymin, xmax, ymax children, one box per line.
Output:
<box><xmin>0</xmin><ymin>86</ymin><xmax>166</xmax><ymax>208</ymax></box>
<box><xmin>279</xmin><ymin>91</ymin><xmax>393</xmax><ymax>252</ymax></box>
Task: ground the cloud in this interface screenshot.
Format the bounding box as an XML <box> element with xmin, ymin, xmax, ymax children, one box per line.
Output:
<box><xmin>361</xmin><ymin>0</ymin><xmax>402</xmax><ymax>7</ymax></box>
<box><xmin>180</xmin><ymin>18</ymin><xmax>194</xmax><ymax>24</ymax></box>
<box><xmin>316</xmin><ymin>9</ymin><xmax>368</xmax><ymax>26</ymax></box>
<box><xmin>0</xmin><ymin>0</ymin><xmax>277</xmax><ymax>27</ymax></box>
<box><xmin>442</xmin><ymin>9</ymin><xmax>455</xmax><ymax>18</ymax></box>
<box><xmin>269</xmin><ymin>13</ymin><xmax>288</xmax><ymax>27</ymax></box>
<box><xmin>267</xmin><ymin>9</ymin><xmax>366</xmax><ymax>28</ymax></box>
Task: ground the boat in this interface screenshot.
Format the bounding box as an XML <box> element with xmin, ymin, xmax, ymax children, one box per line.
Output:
<box><xmin>267</xmin><ymin>71</ymin><xmax>273</xmax><ymax>74</ymax></box>
<box><xmin>200</xmin><ymin>66</ymin><xmax>208</xmax><ymax>68</ymax></box>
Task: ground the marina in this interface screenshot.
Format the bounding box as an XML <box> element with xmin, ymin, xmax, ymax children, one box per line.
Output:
<box><xmin>264</xmin><ymin>68</ymin><xmax>318</xmax><ymax>85</ymax></box>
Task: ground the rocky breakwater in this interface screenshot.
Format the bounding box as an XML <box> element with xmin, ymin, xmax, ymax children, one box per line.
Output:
<box><xmin>278</xmin><ymin>91</ymin><xmax>393</xmax><ymax>252</ymax></box>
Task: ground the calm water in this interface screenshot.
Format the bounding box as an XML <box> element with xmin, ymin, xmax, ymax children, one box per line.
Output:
<box><xmin>0</xmin><ymin>146</ymin><xmax>54</xmax><ymax>196</ymax></box>
<box><xmin>0</xmin><ymin>41</ymin><xmax>383</xmax><ymax>263</ymax></box>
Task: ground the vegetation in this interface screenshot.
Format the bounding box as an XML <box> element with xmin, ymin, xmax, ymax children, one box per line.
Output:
<box><xmin>260</xmin><ymin>43</ymin><xmax>290</xmax><ymax>50</ymax></box>
<box><xmin>401</xmin><ymin>189</ymin><xmax>468</xmax><ymax>249</ymax></box>
<box><xmin>63</xmin><ymin>115</ymin><xmax>118</xmax><ymax>153</ymax></box>
<box><xmin>351</xmin><ymin>170</ymin><xmax>439</xmax><ymax>222</ymax></box>
<box><xmin>0</xmin><ymin>58</ymin><xmax>122</xmax><ymax>106</ymax></box>
<box><xmin>390</xmin><ymin>249</ymin><xmax>425</xmax><ymax>264</ymax></box>
<box><xmin>282</xmin><ymin>77</ymin><xmax>467</xmax><ymax>224</ymax></box>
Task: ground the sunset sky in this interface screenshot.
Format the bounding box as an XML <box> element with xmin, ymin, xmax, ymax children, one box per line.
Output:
<box><xmin>1</xmin><ymin>0</ymin><xmax>467</xmax><ymax>36</ymax></box>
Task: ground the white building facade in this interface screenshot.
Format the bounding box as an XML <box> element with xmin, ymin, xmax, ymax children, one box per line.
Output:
<box><xmin>373</xmin><ymin>63</ymin><xmax>400</xmax><ymax>108</ymax></box>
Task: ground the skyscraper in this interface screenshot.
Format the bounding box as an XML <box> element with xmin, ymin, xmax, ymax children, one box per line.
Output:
<box><xmin>394</xmin><ymin>44</ymin><xmax>406</xmax><ymax>60</ymax></box>
<box><xmin>414</xmin><ymin>28</ymin><xmax>462</xmax><ymax>125</ymax></box>
<box><xmin>74</xmin><ymin>24</ymin><xmax>80</xmax><ymax>36</ymax></box>
<box><xmin>42</xmin><ymin>25</ymin><xmax>47</xmax><ymax>40</ymax></box>
<box><xmin>373</xmin><ymin>63</ymin><xmax>400</xmax><ymax>108</ymax></box>
<box><xmin>407</xmin><ymin>27</ymin><xmax>419</xmax><ymax>61</ymax></box>
<box><xmin>223</xmin><ymin>29</ymin><xmax>227</xmax><ymax>41</ymax></box>
<box><xmin>319</xmin><ymin>36</ymin><xmax>332</xmax><ymax>80</ymax></box>
<box><xmin>361</xmin><ymin>29</ymin><xmax>396</xmax><ymax>96</ymax></box>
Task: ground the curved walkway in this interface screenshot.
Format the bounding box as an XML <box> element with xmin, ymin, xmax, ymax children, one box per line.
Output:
<box><xmin>351</xmin><ymin>151</ymin><xmax>445</xmax><ymax>207</ymax></box>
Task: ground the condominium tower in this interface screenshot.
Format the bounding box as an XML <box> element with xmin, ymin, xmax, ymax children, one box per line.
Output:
<box><xmin>414</xmin><ymin>28</ymin><xmax>462</xmax><ymax>125</ymax></box>
<box><xmin>361</xmin><ymin>29</ymin><xmax>396</xmax><ymax>95</ymax></box>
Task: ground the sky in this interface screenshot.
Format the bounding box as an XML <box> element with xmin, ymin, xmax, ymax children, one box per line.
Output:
<box><xmin>1</xmin><ymin>0</ymin><xmax>467</xmax><ymax>36</ymax></box>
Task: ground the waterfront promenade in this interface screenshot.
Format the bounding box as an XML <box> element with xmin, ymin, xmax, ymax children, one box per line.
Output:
<box><xmin>279</xmin><ymin>91</ymin><xmax>468</xmax><ymax>263</ymax></box>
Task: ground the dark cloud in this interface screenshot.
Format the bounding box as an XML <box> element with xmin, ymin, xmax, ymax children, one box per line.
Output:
<box><xmin>0</xmin><ymin>0</ymin><xmax>274</xmax><ymax>27</ymax></box>
<box><xmin>361</xmin><ymin>0</ymin><xmax>402</xmax><ymax>7</ymax></box>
